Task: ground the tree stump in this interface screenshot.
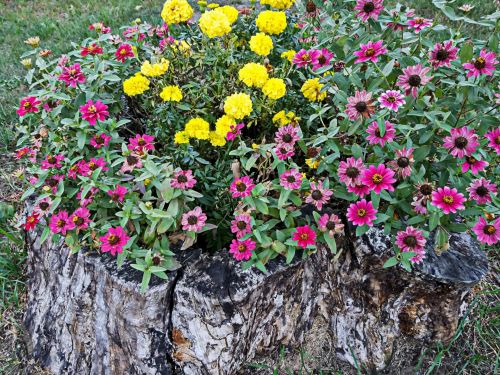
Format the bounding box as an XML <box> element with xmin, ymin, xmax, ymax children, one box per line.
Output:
<box><xmin>24</xmin><ymin>224</ymin><xmax>488</xmax><ymax>374</ymax></box>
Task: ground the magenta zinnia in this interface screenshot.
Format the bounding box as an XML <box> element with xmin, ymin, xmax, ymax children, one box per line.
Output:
<box><xmin>407</xmin><ymin>17</ymin><xmax>432</xmax><ymax>33</ymax></box>
<box><xmin>461</xmin><ymin>156</ymin><xmax>488</xmax><ymax>175</ymax></box>
<box><xmin>99</xmin><ymin>226</ymin><xmax>130</xmax><ymax>256</ymax></box>
<box><xmin>171</xmin><ymin>169</ymin><xmax>197</xmax><ymax>190</ymax></box>
<box><xmin>354</xmin><ymin>0</ymin><xmax>384</xmax><ymax>22</ymax></box>
<box><xmin>230</xmin><ymin>176</ymin><xmax>255</xmax><ymax>198</ymax></box>
<box><xmin>346</xmin><ymin>200</ymin><xmax>377</xmax><ymax>226</ymax></box>
<box><xmin>181</xmin><ymin>207</ymin><xmax>207</xmax><ymax>232</ymax></box>
<box><xmin>230</xmin><ymin>214</ymin><xmax>252</xmax><ymax>239</ymax></box>
<box><xmin>305</xmin><ymin>180</ymin><xmax>333</xmax><ymax>210</ymax></box>
<box><xmin>388</xmin><ymin>147</ymin><xmax>414</xmax><ymax>179</ymax></box>
<box><xmin>366</xmin><ymin>121</ymin><xmax>396</xmax><ymax>147</ymax></box>
<box><xmin>49</xmin><ymin>210</ymin><xmax>75</xmax><ymax>235</ymax></box>
<box><xmin>70</xmin><ymin>207</ymin><xmax>91</xmax><ymax>231</ymax></box>
<box><xmin>353</xmin><ymin>40</ymin><xmax>387</xmax><ymax>64</ymax></box>
<box><xmin>280</xmin><ymin>169</ymin><xmax>303</xmax><ymax>190</ymax></box>
<box><xmin>345</xmin><ymin>90</ymin><xmax>375</xmax><ymax>121</ymax></box>
<box><xmin>463</xmin><ymin>49</ymin><xmax>498</xmax><ymax>78</ymax></box>
<box><xmin>485</xmin><ymin>128</ymin><xmax>500</xmax><ymax>154</ymax></box>
<box><xmin>229</xmin><ymin>238</ymin><xmax>256</xmax><ymax>261</ymax></box>
<box><xmin>472</xmin><ymin>217</ymin><xmax>500</xmax><ymax>246</ymax></box>
<box><xmin>442</xmin><ymin>127</ymin><xmax>479</xmax><ymax>158</ymax></box>
<box><xmin>429</xmin><ymin>40</ymin><xmax>458</xmax><ymax>69</ymax></box>
<box><xmin>59</xmin><ymin>63</ymin><xmax>86</xmax><ymax>87</ymax></box>
<box><xmin>338</xmin><ymin>157</ymin><xmax>365</xmax><ymax>187</ymax></box>
<box><xmin>467</xmin><ymin>178</ymin><xmax>497</xmax><ymax>205</ymax></box>
<box><xmin>396</xmin><ymin>226</ymin><xmax>426</xmax><ymax>263</ymax></box>
<box><xmin>397</xmin><ymin>64</ymin><xmax>433</xmax><ymax>98</ymax></box>
<box><xmin>361</xmin><ymin>164</ymin><xmax>396</xmax><ymax>194</ymax></box>
<box><xmin>107</xmin><ymin>185</ymin><xmax>128</xmax><ymax>203</ymax></box>
<box><xmin>292</xmin><ymin>225</ymin><xmax>316</xmax><ymax>249</ymax></box>
<box><xmin>431</xmin><ymin>187</ymin><xmax>466</xmax><ymax>214</ymax></box>
<box><xmin>115</xmin><ymin>43</ymin><xmax>134</xmax><ymax>62</ymax></box>
<box><xmin>317</xmin><ymin>213</ymin><xmax>344</xmax><ymax>238</ymax></box>
<box><xmin>378</xmin><ymin>90</ymin><xmax>406</xmax><ymax>112</ymax></box>
<box><xmin>80</xmin><ymin>99</ymin><xmax>109</xmax><ymax>125</ymax></box>
<box><xmin>17</xmin><ymin>96</ymin><xmax>41</xmax><ymax>117</ymax></box>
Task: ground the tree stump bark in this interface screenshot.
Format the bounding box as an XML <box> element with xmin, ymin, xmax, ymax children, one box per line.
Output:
<box><xmin>24</xmin><ymin>224</ymin><xmax>488</xmax><ymax>374</ymax></box>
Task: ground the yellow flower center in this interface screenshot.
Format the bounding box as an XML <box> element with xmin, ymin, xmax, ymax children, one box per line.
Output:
<box><xmin>372</xmin><ymin>173</ymin><xmax>383</xmax><ymax>184</ymax></box>
<box><xmin>357</xmin><ymin>209</ymin><xmax>366</xmax><ymax>217</ymax></box>
<box><xmin>443</xmin><ymin>195</ymin><xmax>454</xmax><ymax>204</ymax></box>
<box><xmin>365</xmin><ymin>47</ymin><xmax>375</xmax><ymax>56</ymax></box>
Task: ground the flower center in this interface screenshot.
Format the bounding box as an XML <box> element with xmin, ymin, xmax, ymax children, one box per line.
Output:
<box><xmin>127</xmin><ymin>155</ymin><xmax>138</xmax><ymax>165</ymax></box>
<box><xmin>420</xmin><ymin>184</ymin><xmax>433</xmax><ymax>195</ymax></box>
<box><xmin>286</xmin><ymin>176</ymin><xmax>296</xmax><ymax>183</ymax></box>
<box><xmin>236</xmin><ymin>181</ymin><xmax>247</xmax><ymax>192</ymax></box>
<box><xmin>237</xmin><ymin>221</ymin><xmax>247</xmax><ymax>230</ymax></box>
<box><xmin>88</xmin><ymin>105</ymin><xmax>97</xmax><ymax>113</ymax></box>
<box><xmin>301</xmin><ymin>53</ymin><xmax>310</xmax><ymax>61</ymax></box>
<box><xmin>372</xmin><ymin>173</ymin><xmax>383</xmax><ymax>184</ymax></box>
<box><xmin>306</xmin><ymin>1</ymin><xmax>317</xmax><ymax>13</ymax></box>
<box><xmin>177</xmin><ymin>175</ymin><xmax>188</xmax><ymax>183</ymax></box>
<box><xmin>108</xmin><ymin>234</ymin><xmax>119</xmax><ymax>245</ymax></box>
<box><xmin>300</xmin><ymin>233</ymin><xmax>309</xmax><ymax>240</ymax></box>
<box><xmin>454</xmin><ymin>136</ymin><xmax>468</xmax><ymax>149</ymax></box>
<box><xmin>24</xmin><ymin>102</ymin><xmax>32</xmax><ymax>108</ymax></box>
<box><xmin>476</xmin><ymin>186</ymin><xmax>489</xmax><ymax>197</ymax></box>
<box><xmin>187</xmin><ymin>215</ymin><xmax>198</xmax><ymax>225</ymax></box>
<box><xmin>138</xmin><ymin>138</ymin><xmax>146</xmax><ymax>146</ymax></box>
<box><xmin>311</xmin><ymin>190</ymin><xmax>323</xmax><ymax>200</ymax></box>
<box><xmin>69</xmin><ymin>69</ymin><xmax>77</xmax><ymax>76</ymax></box>
<box><xmin>95</xmin><ymin>135</ymin><xmax>104</xmax><ymax>144</ymax></box>
<box><xmin>317</xmin><ymin>55</ymin><xmax>326</xmax><ymax>64</ymax></box>
<box><xmin>48</xmin><ymin>178</ymin><xmax>59</xmax><ymax>187</ymax></box>
<box><xmin>346</xmin><ymin>167</ymin><xmax>360</xmax><ymax>178</ymax></box>
<box><xmin>57</xmin><ymin>219</ymin><xmax>66</xmax><ymax>228</ymax></box>
<box><xmin>357</xmin><ymin>208</ymin><xmax>366</xmax><ymax>217</ymax></box>
<box><xmin>39</xmin><ymin>202</ymin><xmax>49</xmax><ymax>210</ymax></box>
<box><xmin>414</xmin><ymin>18</ymin><xmax>424</xmax><ymax>24</ymax></box>
<box><xmin>387</xmin><ymin>96</ymin><xmax>396</xmax><ymax>103</ymax></box>
<box><xmin>365</xmin><ymin>47</ymin><xmax>375</xmax><ymax>57</ymax></box>
<box><xmin>326</xmin><ymin>221</ymin><xmax>336</xmax><ymax>230</ymax></box>
<box><xmin>474</xmin><ymin>57</ymin><xmax>486</xmax><ymax>69</ymax></box>
<box><xmin>88</xmin><ymin>162</ymin><xmax>96</xmax><ymax>170</ymax></box>
<box><xmin>466</xmin><ymin>156</ymin><xmax>476</xmax><ymax>164</ymax></box>
<box><xmin>408</xmin><ymin>74</ymin><xmax>422</xmax><ymax>87</ymax></box>
<box><xmin>397</xmin><ymin>157</ymin><xmax>410</xmax><ymax>168</ymax></box>
<box><xmin>436</xmin><ymin>48</ymin><xmax>449</xmax><ymax>61</ymax></box>
<box><xmin>48</xmin><ymin>155</ymin><xmax>57</xmax><ymax>164</ymax></box>
<box><xmin>442</xmin><ymin>195</ymin><xmax>454</xmax><ymax>204</ymax></box>
<box><xmin>484</xmin><ymin>225</ymin><xmax>496</xmax><ymax>235</ymax></box>
<box><xmin>355</xmin><ymin>101</ymin><xmax>367</xmax><ymax>113</ymax></box>
<box><xmin>495</xmin><ymin>136</ymin><xmax>500</xmax><ymax>145</ymax></box>
<box><xmin>403</xmin><ymin>235</ymin><xmax>417</xmax><ymax>247</ymax></box>
<box><xmin>363</xmin><ymin>2</ymin><xmax>375</xmax><ymax>12</ymax></box>
<box><xmin>238</xmin><ymin>244</ymin><xmax>246</xmax><ymax>252</ymax></box>
<box><xmin>120</xmin><ymin>49</ymin><xmax>127</xmax><ymax>55</ymax></box>
<box><xmin>282</xmin><ymin>134</ymin><xmax>293</xmax><ymax>143</ymax></box>
<box><xmin>73</xmin><ymin>216</ymin><xmax>84</xmax><ymax>225</ymax></box>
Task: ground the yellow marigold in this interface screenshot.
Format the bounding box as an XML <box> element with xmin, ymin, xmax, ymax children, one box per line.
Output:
<box><xmin>249</xmin><ymin>33</ymin><xmax>273</xmax><ymax>56</ymax></box>
<box><xmin>123</xmin><ymin>73</ymin><xmax>150</xmax><ymax>96</ymax></box>
<box><xmin>185</xmin><ymin>118</ymin><xmax>210</xmax><ymax>140</ymax></box>
<box><xmin>171</xmin><ymin>40</ymin><xmax>191</xmax><ymax>54</ymax></box>
<box><xmin>256</xmin><ymin>11</ymin><xmax>287</xmax><ymax>35</ymax></box>
<box><xmin>218</xmin><ymin>5</ymin><xmax>238</xmax><ymax>23</ymax></box>
<box><xmin>238</xmin><ymin>63</ymin><xmax>269</xmax><ymax>88</ymax></box>
<box><xmin>199</xmin><ymin>9</ymin><xmax>231</xmax><ymax>38</ymax></box>
<box><xmin>207</xmin><ymin>3</ymin><xmax>218</xmax><ymax>8</ymax></box>
<box><xmin>224</xmin><ymin>93</ymin><xmax>253</xmax><ymax>120</ymax></box>
<box><xmin>160</xmin><ymin>85</ymin><xmax>183</xmax><ymax>102</ymax></box>
<box><xmin>209</xmin><ymin>131</ymin><xmax>227</xmax><ymax>146</ymax></box>
<box><xmin>215</xmin><ymin>115</ymin><xmax>235</xmax><ymax>136</ymax></box>
<box><xmin>281</xmin><ymin>49</ymin><xmax>296</xmax><ymax>62</ymax></box>
<box><xmin>301</xmin><ymin>78</ymin><xmax>327</xmax><ymax>102</ymax></box>
<box><xmin>174</xmin><ymin>131</ymin><xmax>190</xmax><ymax>144</ymax></box>
<box><xmin>262</xmin><ymin>78</ymin><xmax>286</xmax><ymax>100</ymax></box>
<box><xmin>272</xmin><ymin>110</ymin><xmax>298</xmax><ymax>126</ymax></box>
<box><xmin>140</xmin><ymin>59</ymin><xmax>169</xmax><ymax>77</ymax></box>
<box><xmin>161</xmin><ymin>0</ymin><xmax>194</xmax><ymax>24</ymax></box>
<box><xmin>305</xmin><ymin>158</ymin><xmax>319</xmax><ymax>169</ymax></box>
<box><xmin>260</xmin><ymin>0</ymin><xmax>296</xmax><ymax>10</ymax></box>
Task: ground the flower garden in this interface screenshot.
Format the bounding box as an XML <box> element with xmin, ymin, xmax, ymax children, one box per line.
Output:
<box><xmin>14</xmin><ymin>0</ymin><xmax>499</xmax><ymax>293</ymax></box>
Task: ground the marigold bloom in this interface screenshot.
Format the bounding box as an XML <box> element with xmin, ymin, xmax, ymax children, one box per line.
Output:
<box><xmin>262</xmin><ymin>78</ymin><xmax>286</xmax><ymax>100</ymax></box>
<box><xmin>472</xmin><ymin>217</ymin><xmax>500</xmax><ymax>246</ymax></box>
<box><xmin>249</xmin><ymin>33</ymin><xmax>273</xmax><ymax>56</ymax></box>
<box><xmin>224</xmin><ymin>93</ymin><xmax>253</xmax><ymax>119</ymax></box>
<box><xmin>256</xmin><ymin>10</ymin><xmax>287</xmax><ymax>35</ymax></box>
<box><xmin>79</xmin><ymin>99</ymin><xmax>108</xmax><ymax>125</ymax></box>
<box><xmin>218</xmin><ymin>6</ymin><xmax>238</xmax><ymax>23</ymax></box>
<box><xmin>181</xmin><ymin>206</ymin><xmax>207</xmax><ymax>232</ymax></box>
<box><xmin>185</xmin><ymin>118</ymin><xmax>210</xmax><ymax>140</ymax></box>
<box><xmin>260</xmin><ymin>0</ymin><xmax>296</xmax><ymax>10</ymax></box>
<box><xmin>346</xmin><ymin>200</ymin><xmax>377</xmax><ymax>226</ymax></box>
<box><xmin>123</xmin><ymin>73</ymin><xmax>150</xmax><ymax>96</ymax></box>
<box><xmin>100</xmin><ymin>226</ymin><xmax>130</xmax><ymax>256</ymax></box>
<box><xmin>141</xmin><ymin>59</ymin><xmax>169</xmax><ymax>76</ymax></box>
<box><xmin>431</xmin><ymin>187</ymin><xmax>465</xmax><ymax>214</ymax></box>
<box><xmin>281</xmin><ymin>50</ymin><xmax>296</xmax><ymax>62</ymax></box>
<box><xmin>229</xmin><ymin>238</ymin><xmax>256</xmax><ymax>260</ymax></box>
<box><xmin>209</xmin><ymin>131</ymin><xmax>227</xmax><ymax>146</ymax></box>
<box><xmin>199</xmin><ymin>9</ymin><xmax>231</xmax><ymax>38</ymax></box>
<box><xmin>174</xmin><ymin>131</ymin><xmax>190</xmax><ymax>144</ymax></box>
<box><xmin>292</xmin><ymin>225</ymin><xmax>316</xmax><ymax>249</ymax></box>
<box><xmin>160</xmin><ymin>85</ymin><xmax>183</xmax><ymax>102</ymax></box>
<box><xmin>238</xmin><ymin>63</ymin><xmax>269</xmax><ymax>88</ymax></box>
<box><xmin>301</xmin><ymin>78</ymin><xmax>327</xmax><ymax>102</ymax></box>
<box><xmin>161</xmin><ymin>0</ymin><xmax>194</xmax><ymax>24</ymax></box>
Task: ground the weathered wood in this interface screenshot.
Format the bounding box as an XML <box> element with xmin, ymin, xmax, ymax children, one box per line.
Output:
<box><xmin>24</xmin><ymin>224</ymin><xmax>488</xmax><ymax>374</ymax></box>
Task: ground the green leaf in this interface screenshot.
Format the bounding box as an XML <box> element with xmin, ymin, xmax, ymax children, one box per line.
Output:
<box><xmin>278</xmin><ymin>189</ymin><xmax>291</xmax><ymax>208</ymax></box>
<box><xmin>254</xmin><ymin>199</ymin><xmax>269</xmax><ymax>214</ymax></box>
<box><xmin>323</xmin><ymin>233</ymin><xmax>337</xmax><ymax>254</ymax></box>
<box><xmin>356</xmin><ymin>225</ymin><xmax>369</xmax><ymax>237</ymax></box>
<box><xmin>460</xmin><ymin>42</ymin><xmax>474</xmax><ymax>63</ymax></box>
<box><xmin>286</xmin><ymin>247</ymin><xmax>295</xmax><ymax>264</ymax></box>
<box><xmin>383</xmin><ymin>257</ymin><xmax>398</xmax><ymax>268</ymax></box>
<box><xmin>429</xmin><ymin>212</ymin><xmax>440</xmax><ymax>231</ymax></box>
<box><xmin>140</xmin><ymin>270</ymin><xmax>152</xmax><ymax>293</ymax></box>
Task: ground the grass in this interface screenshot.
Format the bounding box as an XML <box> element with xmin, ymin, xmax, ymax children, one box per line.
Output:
<box><xmin>0</xmin><ymin>0</ymin><xmax>498</xmax><ymax>374</ymax></box>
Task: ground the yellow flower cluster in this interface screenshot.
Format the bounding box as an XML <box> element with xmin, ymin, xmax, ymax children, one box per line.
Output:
<box><xmin>249</xmin><ymin>33</ymin><xmax>273</xmax><ymax>56</ymax></box>
<box><xmin>301</xmin><ymin>78</ymin><xmax>327</xmax><ymax>102</ymax></box>
<box><xmin>175</xmin><ymin>116</ymin><xmax>233</xmax><ymax>147</ymax></box>
<box><xmin>273</xmin><ymin>110</ymin><xmax>299</xmax><ymax>126</ymax></box>
<box><xmin>140</xmin><ymin>59</ymin><xmax>169</xmax><ymax>77</ymax></box>
<box><xmin>199</xmin><ymin>9</ymin><xmax>231</xmax><ymax>38</ymax></box>
<box><xmin>281</xmin><ymin>50</ymin><xmax>296</xmax><ymax>62</ymax></box>
<box><xmin>260</xmin><ymin>0</ymin><xmax>296</xmax><ymax>9</ymax></box>
<box><xmin>160</xmin><ymin>85</ymin><xmax>183</xmax><ymax>102</ymax></box>
<box><xmin>224</xmin><ymin>93</ymin><xmax>253</xmax><ymax>119</ymax></box>
<box><xmin>123</xmin><ymin>73</ymin><xmax>150</xmax><ymax>96</ymax></box>
<box><xmin>161</xmin><ymin>0</ymin><xmax>194</xmax><ymax>24</ymax></box>
<box><xmin>256</xmin><ymin>11</ymin><xmax>287</xmax><ymax>35</ymax></box>
<box><xmin>262</xmin><ymin>78</ymin><xmax>286</xmax><ymax>100</ymax></box>
<box><xmin>215</xmin><ymin>115</ymin><xmax>235</xmax><ymax>135</ymax></box>
<box><xmin>209</xmin><ymin>131</ymin><xmax>226</xmax><ymax>146</ymax></box>
<box><xmin>185</xmin><ymin>118</ymin><xmax>210</xmax><ymax>140</ymax></box>
<box><xmin>238</xmin><ymin>63</ymin><xmax>269</xmax><ymax>88</ymax></box>
<box><xmin>217</xmin><ymin>5</ymin><xmax>239</xmax><ymax>24</ymax></box>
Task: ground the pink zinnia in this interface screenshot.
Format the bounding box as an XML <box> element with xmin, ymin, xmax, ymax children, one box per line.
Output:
<box><xmin>120</xmin><ymin>153</ymin><xmax>143</xmax><ymax>173</ymax></box>
<box><xmin>77</xmin><ymin>186</ymin><xmax>99</xmax><ymax>207</ymax></box>
<box><xmin>41</xmin><ymin>154</ymin><xmax>64</xmax><ymax>170</ymax></box>
<box><xmin>366</xmin><ymin>121</ymin><xmax>396</xmax><ymax>147</ymax></box>
<box><xmin>59</xmin><ymin>63</ymin><xmax>86</xmax><ymax>87</ymax></box>
<box><xmin>45</xmin><ymin>174</ymin><xmax>65</xmax><ymax>194</ymax></box>
<box><xmin>361</xmin><ymin>164</ymin><xmax>396</xmax><ymax>194</ymax></box>
<box><xmin>70</xmin><ymin>207</ymin><xmax>91</xmax><ymax>230</ymax></box>
<box><xmin>229</xmin><ymin>238</ymin><xmax>256</xmax><ymax>261</ymax></box>
<box><xmin>115</xmin><ymin>44</ymin><xmax>134</xmax><ymax>62</ymax></box>
<box><xmin>485</xmin><ymin>128</ymin><xmax>500</xmax><ymax>154</ymax></box>
<box><xmin>274</xmin><ymin>143</ymin><xmax>295</xmax><ymax>160</ymax></box>
<box><xmin>347</xmin><ymin>183</ymin><xmax>371</xmax><ymax>197</ymax></box>
<box><xmin>17</xmin><ymin>96</ymin><xmax>41</xmax><ymax>117</ymax></box>
<box><xmin>292</xmin><ymin>49</ymin><xmax>320</xmax><ymax>68</ymax></box>
<box><xmin>80</xmin><ymin>99</ymin><xmax>109</xmax><ymax>125</ymax></box>
<box><xmin>311</xmin><ymin>48</ymin><xmax>334</xmax><ymax>70</ymax></box>
<box><xmin>49</xmin><ymin>210</ymin><xmax>75</xmax><ymax>235</ymax></box>
<box><xmin>292</xmin><ymin>225</ymin><xmax>317</xmax><ymax>249</ymax></box>
<box><xmin>33</xmin><ymin>197</ymin><xmax>53</xmax><ymax>217</ymax></box>
<box><xmin>230</xmin><ymin>214</ymin><xmax>252</xmax><ymax>239</ymax></box>
<box><xmin>353</xmin><ymin>40</ymin><xmax>387</xmax><ymax>64</ymax></box>
<box><xmin>346</xmin><ymin>200</ymin><xmax>377</xmax><ymax>226</ymax></box>
<box><xmin>388</xmin><ymin>147</ymin><xmax>414</xmax><ymax>178</ymax></box>
<box><xmin>128</xmin><ymin>134</ymin><xmax>155</xmax><ymax>152</ymax></box>
<box><xmin>338</xmin><ymin>157</ymin><xmax>365</xmax><ymax>187</ymax></box>
<box><xmin>345</xmin><ymin>90</ymin><xmax>375</xmax><ymax>121</ymax></box>
<box><xmin>407</xmin><ymin>17</ymin><xmax>432</xmax><ymax>33</ymax></box>
<box><xmin>90</xmin><ymin>133</ymin><xmax>112</xmax><ymax>149</ymax></box>
<box><xmin>81</xmin><ymin>43</ymin><xmax>103</xmax><ymax>56</ymax></box>
<box><xmin>354</xmin><ymin>0</ymin><xmax>384</xmax><ymax>22</ymax></box>
<box><xmin>461</xmin><ymin>156</ymin><xmax>488</xmax><ymax>175</ymax></box>
<box><xmin>463</xmin><ymin>49</ymin><xmax>497</xmax><ymax>78</ymax></box>
<box><xmin>230</xmin><ymin>176</ymin><xmax>255</xmax><ymax>198</ymax></box>
<box><xmin>107</xmin><ymin>185</ymin><xmax>128</xmax><ymax>203</ymax></box>
<box><xmin>397</xmin><ymin>64</ymin><xmax>433</xmax><ymax>98</ymax></box>
<box><xmin>226</xmin><ymin>123</ymin><xmax>244</xmax><ymax>141</ymax></box>
<box><xmin>431</xmin><ymin>187</ymin><xmax>466</xmax><ymax>214</ymax></box>
<box><xmin>99</xmin><ymin>226</ymin><xmax>130</xmax><ymax>256</ymax></box>
<box><xmin>467</xmin><ymin>178</ymin><xmax>497</xmax><ymax>205</ymax></box>
<box><xmin>472</xmin><ymin>217</ymin><xmax>500</xmax><ymax>246</ymax></box>
<box><xmin>396</xmin><ymin>226</ymin><xmax>426</xmax><ymax>263</ymax></box>
<box><xmin>305</xmin><ymin>180</ymin><xmax>333</xmax><ymax>210</ymax></box>
<box><xmin>280</xmin><ymin>169</ymin><xmax>303</xmax><ymax>190</ymax></box>
<box><xmin>87</xmin><ymin>157</ymin><xmax>108</xmax><ymax>172</ymax></box>
<box><xmin>275</xmin><ymin>125</ymin><xmax>300</xmax><ymax>146</ymax></box>
<box><xmin>171</xmin><ymin>169</ymin><xmax>197</xmax><ymax>190</ymax></box>
<box><xmin>317</xmin><ymin>213</ymin><xmax>344</xmax><ymax>237</ymax></box>
<box><xmin>442</xmin><ymin>127</ymin><xmax>479</xmax><ymax>158</ymax></box>
<box><xmin>68</xmin><ymin>160</ymin><xmax>90</xmax><ymax>180</ymax></box>
<box><xmin>429</xmin><ymin>40</ymin><xmax>458</xmax><ymax>69</ymax></box>
<box><xmin>378</xmin><ymin>90</ymin><xmax>406</xmax><ymax>112</ymax></box>
<box><xmin>181</xmin><ymin>206</ymin><xmax>207</xmax><ymax>232</ymax></box>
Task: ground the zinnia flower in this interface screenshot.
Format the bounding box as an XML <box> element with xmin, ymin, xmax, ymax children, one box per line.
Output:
<box><xmin>311</xmin><ymin>48</ymin><xmax>334</xmax><ymax>70</ymax></box>
<box><xmin>171</xmin><ymin>169</ymin><xmax>197</xmax><ymax>190</ymax></box>
<box><xmin>407</xmin><ymin>17</ymin><xmax>432</xmax><ymax>33</ymax></box>
<box><xmin>396</xmin><ymin>226</ymin><xmax>426</xmax><ymax>263</ymax></box>
<box><xmin>378</xmin><ymin>90</ymin><xmax>406</xmax><ymax>112</ymax></box>
<box><xmin>361</xmin><ymin>164</ymin><xmax>396</xmax><ymax>194</ymax></box>
<box><xmin>346</xmin><ymin>200</ymin><xmax>377</xmax><ymax>226</ymax></box>
<box><xmin>70</xmin><ymin>207</ymin><xmax>91</xmax><ymax>230</ymax></box>
<box><xmin>280</xmin><ymin>169</ymin><xmax>303</xmax><ymax>190</ymax></box>
<box><xmin>467</xmin><ymin>178</ymin><xmax>497</xmax><ymax>205</ymax></box>
<box><xmin>317</xmin><ymin>213</ymin><xmax>344</xmax><ymax>237</ymax></box>
<box><xmin>77</xmin><ymin>186</ymin><xmax>99</xmax><ymax>207</ymax></box>
<box><xmin>354</xmin><ymin>0</ymin><xmax>384</xmax><ymax>21</ymax></box>
<box><xmin>90</xmin><ymin>133</ymin><xmax>112</xmax><ymax>149</ymax></box>
<box><xmin>41</xmin><ymin>154</ymin><xmax>64</xmax><ymax>170</ymax></box>
<box><xmin>17</xmin><ymin>96</ymin><xmax>41</xmax><ymax>117</ymax></box>
<box><xmin>442</xmin><ymin>127</ymin><xmax>479</xmax><ymax>158</ymax></box>
<box><xmin>230</xmin><ymin>176</ymin><xmax>255</xmax><ymax>198</ymax></box>
<box><xmin>100</xmin><ymin>226</ymin><xmax>130</xmax><ymax>255</ymax></box>
<box><xmin>81</xmin><ymin>43</ymin><xmax>103</xmax><ymax>56</ymax></box>
<box><xmin>226</xmin><ymin>123</ymin><xmax>244</xmax><ymax>141</ymax></box>
<box><xmin>347</xmin><ymin>183</ymin><xmax>371</xmax><ymax>197</ymax></box>
<box><xmin>396</xmin><ymin>64</ymin><xmax>433</xmax><ymax>98</ymax></box>
<box><xmin>292</xmin><ymin>225</ymin><xmax>316</xmax><ymax>249</ymax></box>
<box><xmin>463</xmin><ymin>49</ymin><xmax>497</xmax><ymax>77</ymax></box>
<box><xmin>345</xmin><ymin>90</ymin><xmax>375</xmax><ymax>121</ymax></box>
<box><xmin>107</xmin><ymin>185</ymin><xmax>128</xmax><ymax>203</ymax></box>
<box><xmin>33</xmin><ymin>197</ymin><xmax>52</xmax><ymax>217</ymax></box>
<box><xmin>49</xmin><ymin>210</ymin><xmax>75</xmax><ymax>235</ymax></box>
<box><xmin>431</xmin><ymin>186</ymin><xmax>465</xmax><ymax>214</ymax></box>
<box><xmin>181</xmin><ymin>206</ymin><xmax>207</xmax><ymax>232</ymax></box>
<box><xmin>388</xmin><ymin>147</ymin><xmax>414</xmax><ymax>178</ymax></box>
<box><xmin>305</xmin><ymin>180</ymin><xmax>333</xmax><ymax>210</ymax></box>
<box><xmin>338</xmin><ymin>157</ymin><xmax>365</xmax><ymax>187</ymax></box>
<box><xmin>274</xmin><ymin>143</ymin><xmax>295</xmax><ymax>160</ymax></box>
<box><xmin>115</xmin><ymin>44</ymin><xmax>134</xmax><ymax>62</ymax></box>
<box><xmin>87</xmin><ymin>157</ymin><xmax>108</xmax><ymax>172</ymax></box>
<box><xmin>366</xmin><ymin>121</ymin><xmax>396</xmax><ymax>147</ymax></box>
<box><xmin>230</xmin><ymin>214</ymin><xmax>252</xmax><ymax>239</ymax></box>
<box><xmin>461</xmin><ymin>156</ymin><xmax>488</xmax><ymax>175</ymax></box>
<box><xmin>353</xmin><ymin>40</ymin><xmax>387</xmax><ymax>64</ymax></box>
<box><xmin>429</xmin><ymin>40</ymin><xmax>458</xmax><ymax>69</ymax></box>
<box><xmin>120</xmin><ymin>153</ymin><xmax>143</xmax><ymax>173</ymax></box>
<box><xmin>128</xmin><ymin>134</ymin><xmax>155</xmax><ymax>152</ymax></box>
<box><xmin>485</xmin><ymin>128</ymin><xmax>500</xmax><ymax>154</ymax></box>
<box><xmin>59</xmin><ymin>63</ymin><xmax>86</xmax><ymax>87</ymax></box>
<box><xmin>274</xmin><ymin>124</ymin><xmax>300</xmax><ymax>145</ymax></box>
<box><xmin>79</xmin><ymin>99</ymin><xmax>108</xmax><ymax>126</ymax></box>
<box><xmin>24</xmin><ymin>214</ymin><xmax>40</xmax><ymax>231</ymax></box>
<box><xmin>472</xmin><ymin>217</ymin><xmax>500</xmax><ymax>246</ymax></box>
<box><xmin>292</xmin><ymin>49</ymin><xmax>320</xmax><ymax>68</ymax></box>
<box><xmin>229</xmin><ymin>238</ymin><xmax>256</xmax><ymax>260</ymax></box>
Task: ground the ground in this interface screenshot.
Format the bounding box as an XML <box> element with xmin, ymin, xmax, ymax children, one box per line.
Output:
<box><xmin>0</xmin><ymin>0</ymin><xmax>498</xmax><ymax>374</ymax></box>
